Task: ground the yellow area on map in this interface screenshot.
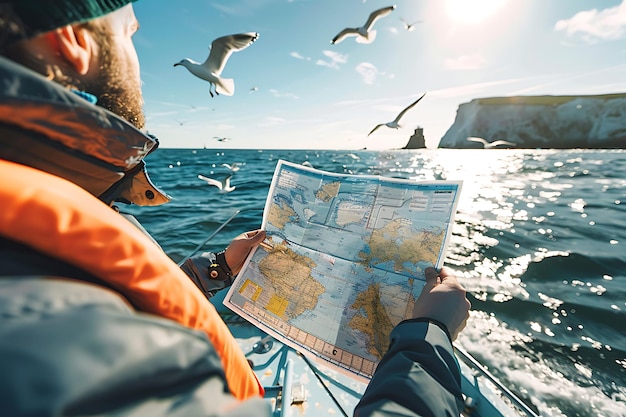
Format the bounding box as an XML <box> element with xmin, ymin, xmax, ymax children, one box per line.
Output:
<box><xmin>258</xmin><ymin>242</ymin><xmax>326</xmax><ymax>320</ymax></box>
<box><xmin>359</xmin><ymin>218</ymin><xmax>444</xmax><ymax>273</ymax></box>
<box><xmin>266</xmin><ymin>294</ymin><xmax>289</xmax><ymax>316</ymax></box>
<box><xmin>315</xmin><ymin>181</ymin><xmax>340</xmax><ymax>202</ymax></box>
<box><xmin>267</xmin><ymin>200</ymin><xmax>297</xmax><ymax>229</ymax></box>
<box><xmin>239</xmin><ymin>279</ymin><xmax>262</xmax><ymax>301</ymax></box>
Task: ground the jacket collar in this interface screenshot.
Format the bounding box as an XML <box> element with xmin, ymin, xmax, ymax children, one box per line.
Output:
<box><xmin>0</xmin><ymin>55</ymin><xmax>170</xmax><ymax>206</ymax></box>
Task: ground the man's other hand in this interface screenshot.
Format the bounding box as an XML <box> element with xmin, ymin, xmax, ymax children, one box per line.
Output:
<box><xmin>412</xmin><ymin>267</ymin><xmax>471</xmax><ymax>340</ymax></box>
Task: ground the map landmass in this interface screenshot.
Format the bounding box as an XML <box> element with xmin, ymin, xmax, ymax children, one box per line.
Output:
<box><xmin>335</xmin><ymin>201</ymin><xmax>368</xmax><ymax>227</ymax></box>
<box><xmin>348</xmin><ymin>283</ymin><xmax>394</xmax><ymax>359</ymax></box>
<box><xmin>359</xmin><ymin>218</ymin><xmax>445</xmax><ymax>274</ymax></box>
<box><xmin>257</xmin><ymin>242</ymin><xmax>326</xmax><ymax>319</ymax></box>
<box><xmin>316</xmin><ymin>181</ymin><xmax>340</xmax><ymax>202</ymax></box>
<box><xmin>267</xmin><ymin>198</ymin><xmax>297</xmax><ymax>230</ymax></box>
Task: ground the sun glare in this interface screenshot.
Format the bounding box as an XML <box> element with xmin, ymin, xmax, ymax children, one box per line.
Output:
<box><xmin>445</xmin><ymin>0</ymin><xmax>508</xmax><ymax>24</ymax></box>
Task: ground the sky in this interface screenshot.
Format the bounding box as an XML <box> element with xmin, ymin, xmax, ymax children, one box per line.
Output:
<box><xmin>132</xmin><ymin>0</ymin><xmax>626</xmax><ymax>150</ymax></box>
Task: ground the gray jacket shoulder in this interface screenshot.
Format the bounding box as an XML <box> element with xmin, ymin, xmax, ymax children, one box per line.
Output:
<box><xmin>0</xmin><ymin>276</ymin><xmax>271</xmax><ymax>417</ymax></box>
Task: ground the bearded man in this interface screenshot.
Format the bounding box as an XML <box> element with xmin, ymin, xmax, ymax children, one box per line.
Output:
<box><xmin>0</xmin><ymin>0</ymin><xmax>268</xmax><ymax>408</ymax></box>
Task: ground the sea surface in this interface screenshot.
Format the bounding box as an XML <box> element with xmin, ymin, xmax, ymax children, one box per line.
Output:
<box><xmin>123</xmin><ymin>148</ymin><xmax>626</xmax><ymax>417</ymax></box>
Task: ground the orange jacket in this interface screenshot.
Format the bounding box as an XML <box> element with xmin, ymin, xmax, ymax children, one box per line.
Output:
<box><xmin>0</xmin><ymin>159</ymin><xmax>263</xmax><ymax>400</ymax></box>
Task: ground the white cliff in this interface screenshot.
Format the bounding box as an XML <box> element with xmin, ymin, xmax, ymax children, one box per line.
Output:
<box><xmin>438</xmin><ymin>94</ymin><xmax>626</xmax><ymax>148</ymax></box>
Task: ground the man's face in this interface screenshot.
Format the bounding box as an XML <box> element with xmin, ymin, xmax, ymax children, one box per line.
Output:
<box><xmin>85</xmin><ymin>5</ymin><xmax>145</xmax><ymax>129</ymax></box>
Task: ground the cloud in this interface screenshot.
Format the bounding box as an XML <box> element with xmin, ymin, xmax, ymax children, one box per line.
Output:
<box><xmin>316</xmin><ymin>50</ymin><xmax>348</xmax><ymax>69</ymax></box>
<box><xmin>210</xmin><ymin>0</ymin><xmax>266</xmax><ymax>16</ymax></box>
<box><xmin>444</xmin><ymin>53</ymin><xmax>487</xmax><ymax>71</ymax></box>
<box><xmin>355</xmin><ymin>62</ymin><xmax>378</xmax><ymax>85</ymax></box>
<box><xmin>146</xmin><ymin>110</ymin><xmax>180</xmax><ymax>118</ymax></box>
<box><xmin>290</xmin><ymin>51</ymin><xmax>311</xmax><ymax>61</ymax></box>
<box><xmin>213</xmin><ymin>123</ymin><xmax>234</xmax><ymax>131</ymax></box>
<box><xmin>258</xmin><ymin>116</ymin><xmax>287</xmax><ymax>127</ymax></box>
<box><xmin>210</xmin><ymin>3</ymin><xmax>240</xmax><ymax>15</ymax></box>
<box><xmin>269</xmin><ymin>89</ymin><xmax>299</xmax><ymax>99</ymax></box>
<box><xmin>430</xmin><ymin>77</ymin><xmax>527</xmax><ymax>98</ymax></box>
<box><xmin>554</xmin><ymin>1</ymin><xmax>626</xmax><ymax>44</ymax></box>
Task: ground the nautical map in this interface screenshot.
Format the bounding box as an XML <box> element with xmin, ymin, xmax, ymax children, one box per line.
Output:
<box><xmin>224</xmin><ymin>160</ymin><xmax>462</xmax><ymax>380</ymax></box>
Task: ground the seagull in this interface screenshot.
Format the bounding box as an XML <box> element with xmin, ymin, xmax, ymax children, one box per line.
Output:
<box><xmin>221</xmin><ymin>163</ymin><xmax>240</xmax><ymax>172</ymax></box>
<box><xmin>467</xmin><ymin>137</ymin><xmax>516</xmax><ymax>149</ymax></box>
<box><xmin>213</xmin><ymin>136</ymin><xmax>231</xmax><ymax>142</ymax></box>
<box><xmin>174</xmin><ymin>32</ymin><xmax>259</xmax><ymax>97</ymax></box>
<box><xmin>401</xmin><ymin>18</ymin><xmax>422</xmax><ymax>31</ymax></box>
<box><xmin>331</xmin><ymin>5</ymin><xmax>396</xmax><ymax>45</ymax></box>
<box><xmin>368</xmin><ymin>92</ymin><xmax>426</xmax><ymax>136</ymax></box>
<box><xmin>198</xmin><ymin>174</ymin><xmax>236</xmax><ymax>193</ymax></box>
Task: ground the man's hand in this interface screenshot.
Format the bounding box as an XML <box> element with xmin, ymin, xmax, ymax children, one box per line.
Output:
<box><xmin>224</xmin><ymin>229</ymin><xmax>266</xmax><ymax>275</ymax></box>
<box><xmin>412</xmin><ymin>267</ymin><xmax>471</xmax><ymax>340</ymax></box>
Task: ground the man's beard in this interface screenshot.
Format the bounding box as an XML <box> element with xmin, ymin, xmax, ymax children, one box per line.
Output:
<box><xmin>84</xmin><ymin>33</ymin><xmax>146</xmax><ymax>130</ymax></box>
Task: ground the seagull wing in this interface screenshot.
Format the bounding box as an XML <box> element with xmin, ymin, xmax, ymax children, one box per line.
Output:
<box><xmin>368</xmin><ymin>123</ymin><xmax>384</xmax><ymax>136</ymax></box>
<box><xmin>203</xmin><ymin>32</ymin><xmax>259</xmax><ymax>75</ymax></box>
<box><xmin>364</xmin><ymin>5</ymin><xmax>396</xmax><ymax>30</ymax></box>
<box><xmin>402</xmin><ymin>19</ymin><xmax>422</xmax><ymax>31</ymax></box>
<box><xmin>331</xmin><ymin>28</ymin><xmax>359</xmax><ymax>44</ymax></box>
<box><xmin>393</xmin><ymin>92</ymin><xmax>426</xmax><ymax>123</ymax></box>
<box><xmin>221</xmin><ymin>175</ymin><xmax>236</xmax><ymax>193</ymax></box>
<box><xmin>467</xmin><ymin>137</ymin><xmax>488</xmax><ymax>145</ymax></box>
<box><xmin>491</xmin><ymin>140</ymin><xmax>515</xmax><ymax>147</ymax></box>
<box><xmin>198</xmin><ymin>174</ymin><xmax>223</xmax><ymax>189</ymax></box>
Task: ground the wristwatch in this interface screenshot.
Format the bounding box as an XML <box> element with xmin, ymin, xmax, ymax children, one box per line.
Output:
<box><xmin>208</xmin><ymin>250</ymin><xmax>233</xmax><ymax>282</ymax></box>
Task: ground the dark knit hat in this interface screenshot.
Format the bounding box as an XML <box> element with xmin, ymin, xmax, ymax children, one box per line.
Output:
<box><xmin>0</xmin><ymin>0</ymin><xmax>136</xmax><ymax>48</ymax></box>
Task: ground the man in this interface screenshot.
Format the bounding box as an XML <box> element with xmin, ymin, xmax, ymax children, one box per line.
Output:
<box><xmin>0</xmin><ymin>1</ymin><xmax>471</xmax><ymax>416</ymax></box>
<box><xmin>0</xmin><ymin>0</ymin><xmax>265</xmax><ymax>402</ymax></box>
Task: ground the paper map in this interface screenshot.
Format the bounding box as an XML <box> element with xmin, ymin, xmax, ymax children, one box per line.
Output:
<box><xmin>224</xmin><ymin>160</ymin><xmax>462</xmax><ymax>380</ymax></box>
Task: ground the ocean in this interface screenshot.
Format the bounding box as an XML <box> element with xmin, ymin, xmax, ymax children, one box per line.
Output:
<box><xmin>123</xmin><ymin>148</ymin><xmax>625</xmax><ymax>417</ymax></box>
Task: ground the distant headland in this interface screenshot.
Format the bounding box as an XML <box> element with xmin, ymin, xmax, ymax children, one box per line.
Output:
<box><xmin>433</xmin><ymin>93</ymin><xmax>626</xmax><ymax>149</ymax></box>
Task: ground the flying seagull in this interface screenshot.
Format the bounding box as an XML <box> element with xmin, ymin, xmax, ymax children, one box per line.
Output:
<box><xmin>221</xmin><ymin>163</ymin><xmax>241</xmax><ymax>172</ymax></box>
<box><xmin>331</xmin><ymin>5</ymin><xmax>396</xmax><ymax>45</ymax></box>
<box><xmin>368</xmin><ymin>92</ymin><xmax>426</xmax><ymax>137</ymax></box>
<box><xmin>174</xmin><ymin>32</ymin><xmax>259</xmax><ymax>97</ymax></box>
<box><xmin>467</xmin><ymin>137</ymin><xmax>516</xmax><ymax>149</ymax></box>
<box><xmin>198</xmin><ymin>174</ymin><xmax>236</xmax><ymax>193</ymax></box>
<box><xmin>401</xmin><ymin>18</ymin><xmax>422</xmax><ymax>31</ymax></box>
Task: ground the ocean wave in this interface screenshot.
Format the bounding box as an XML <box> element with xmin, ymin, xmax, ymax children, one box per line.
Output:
<box><xmin>521</xmin><ymin>252</ymin><xmax>626</xmax><ymax>282</ymax></box>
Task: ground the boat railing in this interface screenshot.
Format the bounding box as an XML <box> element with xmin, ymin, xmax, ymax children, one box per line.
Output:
<box><xmin>454</xmin><ymin>343</ymin><xmax>540</xmax><ymax>417</ymax></box>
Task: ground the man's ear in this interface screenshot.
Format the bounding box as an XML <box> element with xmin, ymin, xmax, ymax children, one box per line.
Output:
<box><xmin>49</xmin><ymin>25</ymin><xmax>93</xmax><ymax>75</ymax></box>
